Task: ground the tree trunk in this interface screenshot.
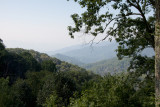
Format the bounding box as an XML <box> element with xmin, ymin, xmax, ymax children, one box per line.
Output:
<box><xmin>155</xmin><ymin>0</ymin><xmax>160</xmax><ymax>106</ymax></box>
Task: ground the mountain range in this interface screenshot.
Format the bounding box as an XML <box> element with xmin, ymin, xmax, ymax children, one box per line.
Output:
<box><xmin>47</xmin><ymin>41</ymin><xmax>154</xmax><ymax>75</ymax></box>
<box><xmin>7</xmin><ymin>40</ymin><xmax>155</xmax><ymax>76</ymax></box>
<box><xmin>49</xmin><ymin>41</ymin><xmax>118</xmax><ymax>64</ymax></box>
<box><xmin>48</xmin><ymin>41</ymin><xmax>154</xmax><ymax>64</ymax></box>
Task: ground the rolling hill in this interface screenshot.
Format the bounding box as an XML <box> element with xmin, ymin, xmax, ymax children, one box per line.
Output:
<box><xmin>83</xmin><ymin>57</ymin><xmax>131</xmax><ymax>76</ymax></box>
<box><xmin>7</xmin><ymin>48</ymin><xmax>86</xmax><ymax>73</ymax></box>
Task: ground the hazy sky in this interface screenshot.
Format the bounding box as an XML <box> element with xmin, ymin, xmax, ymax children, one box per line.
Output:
<box><xmin>0</xmin><ymin>0</ymin><xmax>97</xmax><ymax>52</ymax></box>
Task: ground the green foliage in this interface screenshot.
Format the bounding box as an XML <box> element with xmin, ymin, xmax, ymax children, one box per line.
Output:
<box><xmin>0</xmin><ymin>77</ymin><xmax>14</xmax><ymax>107</ymax></box>
<box><xmin>67</xmin><ymin>3</ymin><xmax>155</xmax><ymax>106</ymax></box>
<box><xmin>25</xmin><ymin>71</ymin><xmax>51</xmax><ymax>96</ymax></box>
<box><xmin>7</xmin><ymin>48</ymin><xmax>87</xmax><ymax>73</ymax></box>
<box><xmin>43</xmin><ymin>93</ymin><xmax>58</xmax><ymax>107</ymax></box>
<box><xmin>68</xmin><ymin>0</ymin><xmax>155</xmax><ymax>52</ymax></box>
<box><xmin>37</xmin><ymin>73</ymin><xmax>56</xmax><ymax>106</ymax></box>
<box><xmin>37</xmin><ymin>72</ymin><xmax>77</xmax><ymax>107</ymax></box>
<box><xmin>12</xmin><ymin>79</ymin><xmax>35</xmax><ymax>107</ymax></box>
<box><xmin>0</xmin><ymin>42</ymin><xmax>155</xmax><ymax>107</ymax></box>
<box><xmin>67</xmin><ymin>0</ymin><xmax>155</xmax><ymax>79</ymax></box>
<box><xmin>41</xmin><ymin>60</ymin><xmax>57</xmax><ymax>72</ymax></box>
<box><xmin>0</xmin><ymin>44</ymin><xmax>42</xmax><ymax>82</ymax></box>
<box><xmin>0</xmin><ymin>51</ymin><xmax>28</xmax><ymax>80</ymax></box>
<box><xmin>70</xmin><ymin>73</ymin><xmax>154</xmax><ymax>107</ymax></box>
<box><xmin>64</xmin><ymin>70</ymin><xmax>101</xmax><ymax>90</ymax></box>
<box><xmin>19</xmin><ymin>52</ymin><xmax>41</xmax><ymax>71</ymax></box>
<box><xmin>84</xmin><ymin>57</ymin><xmax>130</xmax><ymax>75</ymax></box>
<box><xmin>0</xmin><ymin>72</ymin><xmax>154</xmax><ymax>107</ymax></box>
<box><xmin>7</xmin><ymin>48</ymin><xmax>51</xmax><ymax>62</ymax></box>
<box><xmin>129</xmin><ymin>55</ymin><xmax>154</xmax><ymax>77</ymax></box>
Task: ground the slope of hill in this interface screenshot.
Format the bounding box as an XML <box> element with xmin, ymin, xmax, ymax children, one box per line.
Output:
<box><xmin>53</xmin><ymin>54</ymin><xmax>84</xmax><ymax>66</ymax></box>
<box><xmin>83</xmin><ymin>57</ymin><xmax>131</xmax><ymax>76</ymax></box>
<box><xmin>63</xmin><ymin>44</ymin><xmax>118</xmax><ymax>63</ymax></box>
<box><xmin>7</xmin><ymin>48</ymin><xmax>86</xmax><ymax>72</ymax></box>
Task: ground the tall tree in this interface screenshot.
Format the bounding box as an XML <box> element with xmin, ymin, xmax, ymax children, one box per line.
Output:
<box><xmin>67</xmin><ymin>0</ymin><xmax>156</xmax><ymax>105</ymax></box>
<box><xmin>155</xmin><ymin>0</ymin><xmax>160</xmax><ymax>106</ymax></box>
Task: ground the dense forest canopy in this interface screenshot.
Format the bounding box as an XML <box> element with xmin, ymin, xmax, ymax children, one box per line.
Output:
<box><xmin>0</xmin><ymin>38</ymin><xmax>155</xmax><ymax>106</ymax></box>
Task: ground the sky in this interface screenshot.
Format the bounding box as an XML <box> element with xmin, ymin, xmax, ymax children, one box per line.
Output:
<box><xmin>0</xmin><ymin>0</ymin><xmax>97</xmax><ymax>52</ymax></box>
<box><xmin>0</xmin><ymin>0</ymin><xmax>154</xmax><ymax>52</ymax></box>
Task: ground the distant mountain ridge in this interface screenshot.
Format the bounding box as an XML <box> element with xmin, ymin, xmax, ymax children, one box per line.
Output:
<box><xmin>53</xmin><ymin>53</ymin><xmax>84</xmax><ymax>66</ymax></box>
<box><xmin>47</xmin><ymin>41</ymin><xmax>114</xmax><ymax>55</ymax></box>
<box><xmin>46</xmin><ymin>41</ymin><xmax>155</xmax><ymax>76</ymax></box>
<box><xmin>47</xmin><ymin>41</ymin><xmax>154</xmax><ymax>64</ymax></box>
<box><xmin>48</xmin><ymin>41</ymin><xmax>118</xmax><ymax>64</ymax></box>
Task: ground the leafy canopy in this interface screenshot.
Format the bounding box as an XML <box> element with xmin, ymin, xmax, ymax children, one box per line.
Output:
<box><xmin>68</xmin><ymin>0</ymin><xmax>155</xmax><ymax>59</ymax></box>
<box><xmin>67</xmin><ymin>0</ymin><xmax>155</xmax><ymax>80</ymax></box>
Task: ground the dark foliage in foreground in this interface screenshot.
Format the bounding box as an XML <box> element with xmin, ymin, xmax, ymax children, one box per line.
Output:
<box><xmin>0</xmin><ymin>40</ymin><xmax>154</xmax><ymax>107</ymax></box>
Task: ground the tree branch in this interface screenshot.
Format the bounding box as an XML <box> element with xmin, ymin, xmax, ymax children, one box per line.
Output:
<box><xmin>125</xmin><ymin>13</ymin><xmax>141</xmax><ymax>16</ymax></box>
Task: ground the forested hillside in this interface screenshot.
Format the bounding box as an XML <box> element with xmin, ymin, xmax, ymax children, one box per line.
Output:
<box><xmin>0</xmin><ymin>41</ymin><xmax>102</xmax><ymax>107</ymax></box>
<box><xmin>0</xmin><ymin>39</ymin><xmax>154</xmax><ymax>107</ymax></box>
<box><xmin>7</xmin><ymin>48</ymin><xmax>86</xmax><ymax>72</ymax></box>
<box><xmin>0</xmin><ymin>40</ymin><xmax>155</xmax><ymax>106</ymax></box>
<box><xmin>84</xmin><ymin>57</ymin><xmax>130</xmax><ymax>76</ymax></box>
